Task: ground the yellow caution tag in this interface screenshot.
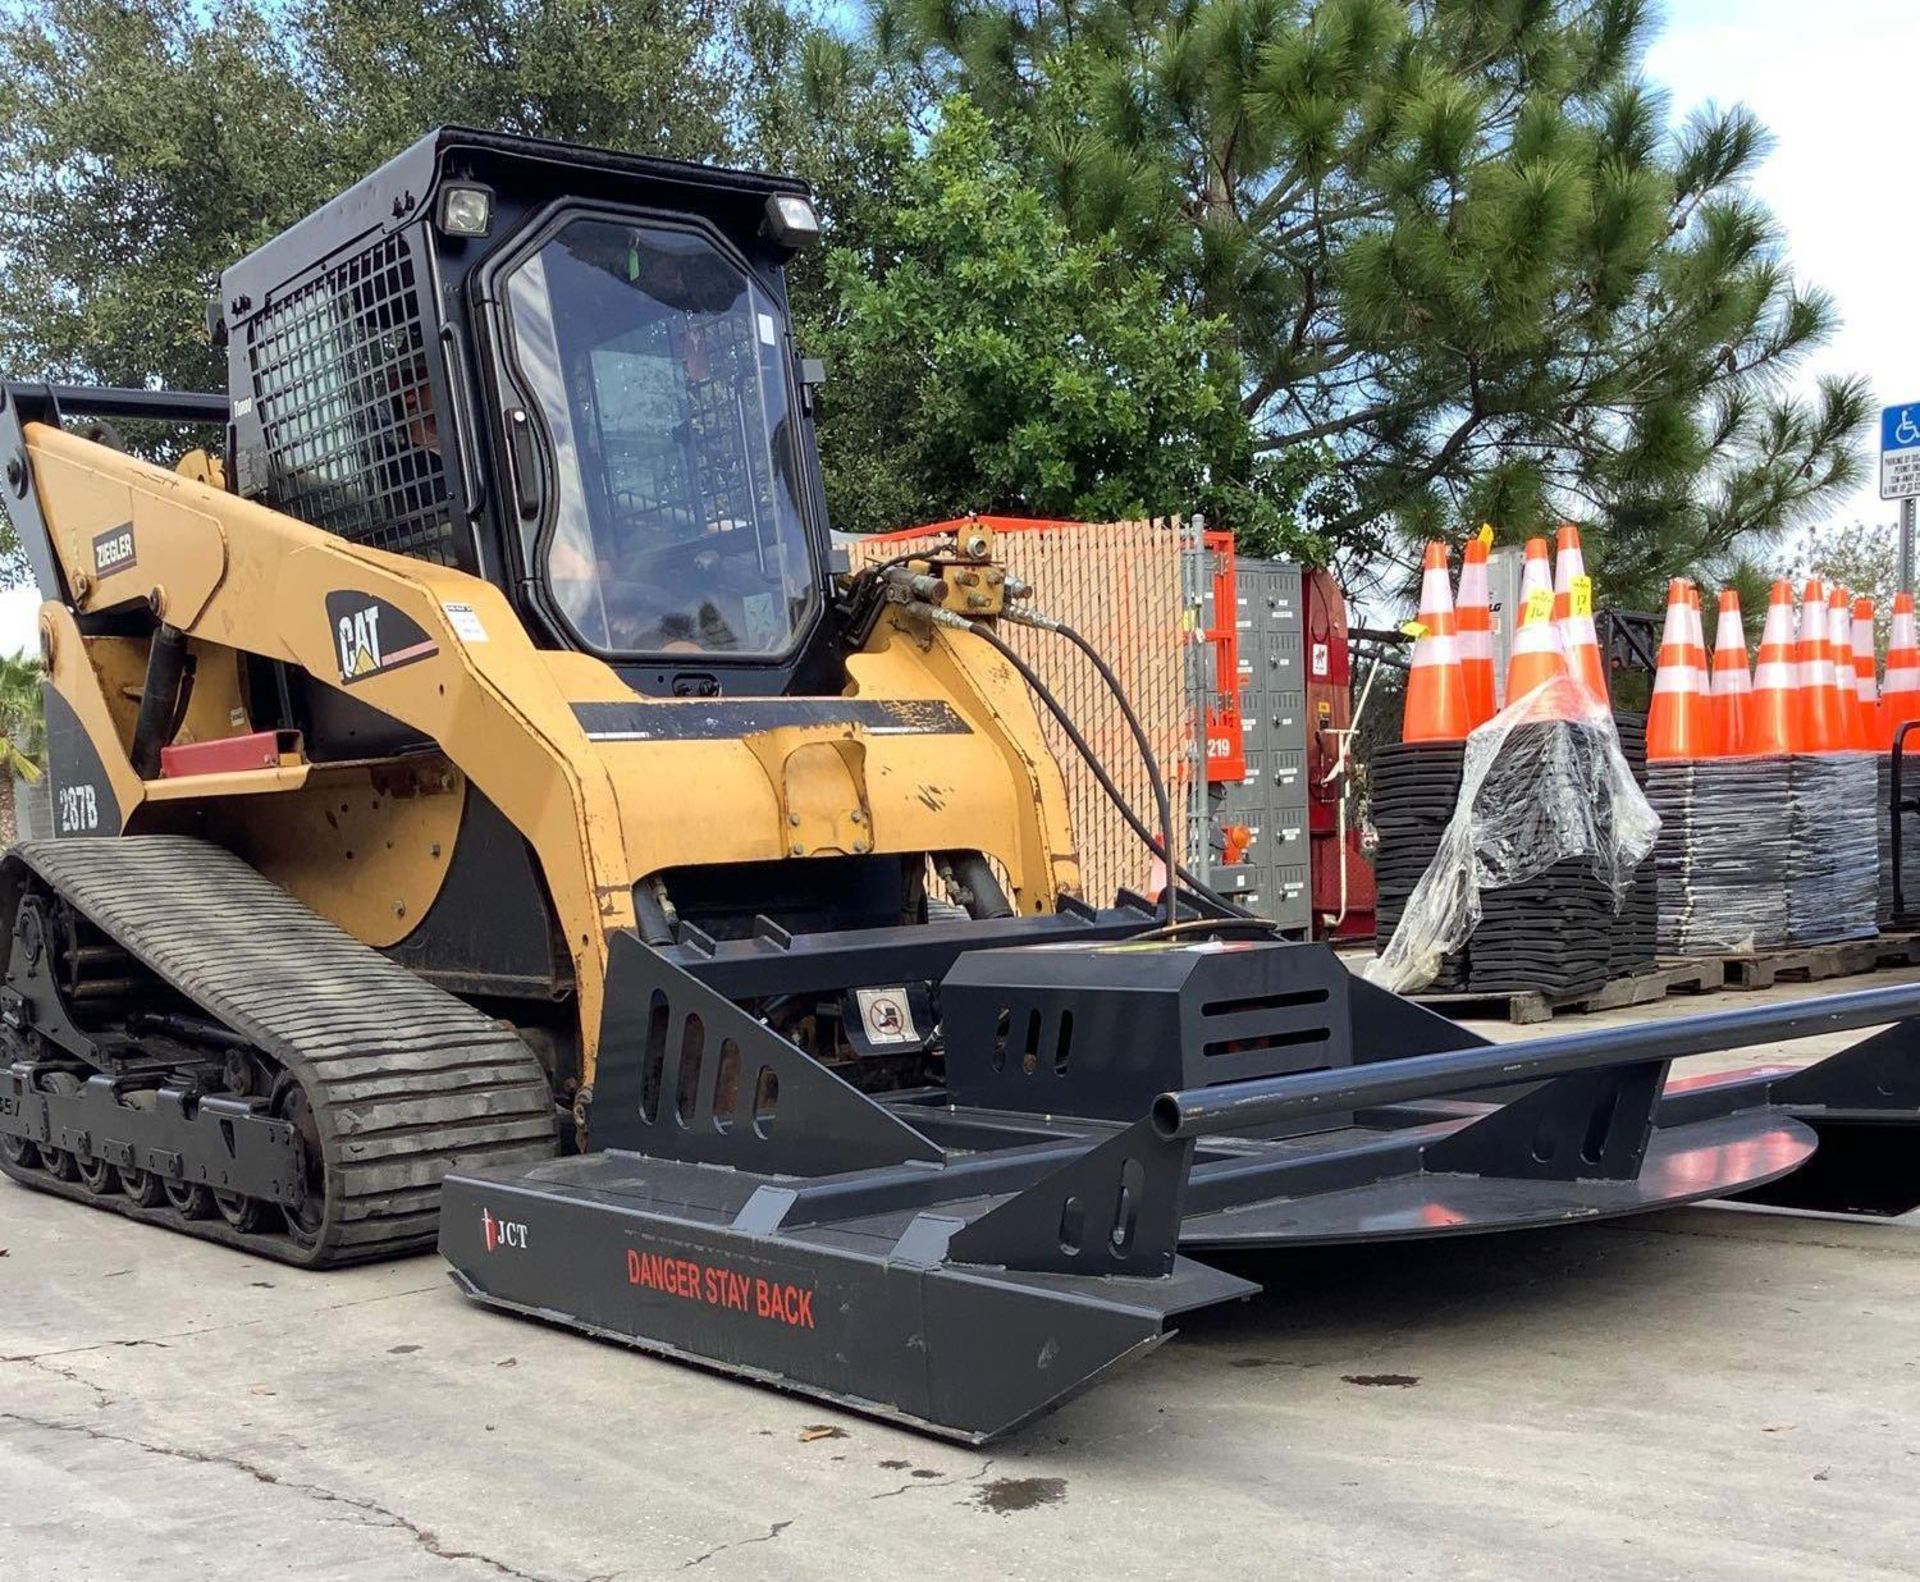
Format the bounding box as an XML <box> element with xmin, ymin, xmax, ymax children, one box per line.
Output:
<box><xmin>1478</xmin><ymin>523</ymin><xmax>1495</xmax><ymax>549</ymax></box>
<box><xmin>1570</xmin><ymin>574</ymin><xmax>1593</xmax><ymax>619</ymax></box>
<box><xmin>1400</xmin><ymin>619</ymin><xmax>1428</xmax><ymax>640</ymax></box>
<box><xmin>1525</xmin><ymin>587</ymin><xmax>1554</xmax><ymax>626</ymax></box>
<box><xmin>1180</xmin><ymin>608</ymin><xmax>1198</xmax><ymax>633</ymax></box>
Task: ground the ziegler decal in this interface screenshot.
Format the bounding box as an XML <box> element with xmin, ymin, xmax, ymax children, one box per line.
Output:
<box><xmin>325</xmin><ymin>591</ymin><xmax>439</xmax><ymax>685</ymax></box>
<box><xmin>480</xmin><ymin>1206</ymin><xmax>528</xmax><ymax>1252</ymax></box>
<box><xmin>92</xmin><ymin>522</ymin><xmax>136</xmax><ymax>577</ymax></box>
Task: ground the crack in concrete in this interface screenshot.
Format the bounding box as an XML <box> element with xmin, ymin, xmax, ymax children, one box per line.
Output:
<box><xmin>0</xmin><ymin>1411</ymin><xmax>565</xmax><ymax>1582</ymax></box>
<box><xmin>679</xmin><ymin>1519</ymin><xmax>791</xmax><ymax>1569</ymax></box>
<box><xmin>868</xmin><ymin>1454</ymin><xmax>995</xmax><ymax>1501</ymax></box>
<box><xmin>0</xmin><ymin>1352</ymin><xmax>115</xmax><ymax>1409</ymax></box>
<box><xmin>0</xmin><ymin>1283</ymin><xmax>441</xmax><ymax>1366</ymax></box>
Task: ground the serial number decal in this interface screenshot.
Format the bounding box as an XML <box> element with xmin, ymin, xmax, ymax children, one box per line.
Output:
<box><xmin>625</xmin><ymin>1248</ymin><xmax>815</xmax><ymax>1329</ymax></box>
<box><xmin>57</xmin><ymin>783</ymin><xmax>100</xmax><ymax>833</ymax></box>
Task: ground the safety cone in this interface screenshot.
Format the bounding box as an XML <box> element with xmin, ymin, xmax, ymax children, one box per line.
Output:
<box><xmin>1797</xmin><ymin>579</ymin><xmax>1843</xmax><ymax>753</ymax></box>
<box><xmin>1685</xmin><ymin>584</ymin><xmax>1720</xmax><ymax>755</ymax></box>
<box><xmin>1455</xmin><ymin>534</ymin><xmax>1496</xmax><ymax>727</ymax></box>
<box><xmin>1827</xmin><ymin>584</ymin><xmax>1870</xmax><ymax>750</ymax></box>
<box><xmin>1745</xmin><ymin>581</ymin><xmax>1801</xmax><ymax>756</ymax></box>
<box><xmin>1402</xmin><ymin>542</ymin><xmax>1471</xmax><ymax>743</ymax></box>
<box><xmin>1647</xmin><ymin>578</ymin><xmax>1715</xmax><ymax>761</ymax></box>
<box><xmin>1709</xmin><ymin>589</ymin><xmax>1752</xmax><ymax>756</ymax></box>
<box><xmin>1552</xmin><ymin>524</ymin><xmax>1609</xmax><ymax>707</ymax></box>
<box><xmin>1886</xmin><ymin>592</ymin><xmax>1920</xmax><ymax>741</ymax></box>
<box><xmin>1504</xmin><ymin>537</ymin><xmax>1573</xmax><ymax>702</ymax></box>
<box><xmin>1851</xmin><ymin>596</ymin><xmax>1888</xmax><ymax>751</ymax></box>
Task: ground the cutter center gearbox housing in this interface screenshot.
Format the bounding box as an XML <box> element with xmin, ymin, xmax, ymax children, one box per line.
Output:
<box><xmin>0</xmin><ymin>127</ymin><xmax>1916</xmax><ymax>1443</ymax></box>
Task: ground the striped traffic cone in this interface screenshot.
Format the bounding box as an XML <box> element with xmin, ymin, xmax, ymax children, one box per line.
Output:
<box><xmin>1745</xmin><ymin>581</ymin><xmax>1800</xmax><ymax>756</ymax></box>
<box><xmin>1709</xmin><ymin>589</ymin><xmax>1752</xmax><ymax>756</ymax></box>
<box><xmin>1504</xmin><ymin>537</ymin><xmax>1573</xmax><ymax>701</ymax></box>
<box><xmin>1456</xmin><ymin>534</ymin><xmax>1497</xmax><ymax>727</ymax></box>
<box><xmin>1648</xmin><ymin>578</ymin><xmax>1715</xmax><ymax>761</ymax></box>
<box><xmin>1553</xmin><ymin>524</ymin><xmax>1610</xmax><ymax>706</ymax></box>
<box><xmin>1886</xmin><ymin>593</ymin><xmax>1920</xmax><ymax>741</ymax></box>
<box><xmin>1402</xmin><ymin>541</ymin><xmax>1471</xmax><ymax>743</ymax></box>
<box><xmin>1685</xmin><ymin>584</ymin><xmax>1720</xmax><ymax>755</ymax></box>
<box><xmin>1797</xmin><ymin>579</ymin><xmax>1843</xmax><ymax>752</ymax></box>
<box><xmin>1852</xmin><ymin>597</ymin><xmax>1887</xmax><ymax>750</ymax></box>
<box><xmin>1826</xmin><ymin>584</ymin><xmax>1870</xmax><ymax>749</ymax></box>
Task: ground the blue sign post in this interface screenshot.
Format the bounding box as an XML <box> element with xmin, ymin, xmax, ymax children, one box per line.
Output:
<box><xmin>1884</xmin><ymin>403</ymin><xmax>1920</xmax><ymax>501</ymax></box>
<box><xmin>1887</xmin><ymin>404</ymin><xmax>1920</xmax><ymax>595</ymax></box>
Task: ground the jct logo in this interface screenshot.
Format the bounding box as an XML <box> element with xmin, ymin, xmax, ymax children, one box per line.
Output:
<box><xmin>480</xmin><ymin>1207</ymin><xmax>528</xmax><ymax>1252</ymax></box>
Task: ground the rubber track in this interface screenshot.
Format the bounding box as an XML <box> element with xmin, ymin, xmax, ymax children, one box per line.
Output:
<box><xmin>0</xmin><ymin>836</ymin><xmax>557</xmax><ymax>1267</ymax></box>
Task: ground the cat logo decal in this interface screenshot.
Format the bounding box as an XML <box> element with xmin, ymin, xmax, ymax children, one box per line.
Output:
<box><xmin>324</xmin><ymin>591</ymin><xmax>438</xmax><ymax>685</ymax></box>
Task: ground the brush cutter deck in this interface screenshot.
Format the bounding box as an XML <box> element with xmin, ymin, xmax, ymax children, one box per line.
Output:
<box><xmin>440</xmin><ymin>934</ymin><xmax>1920</xmax><ymax>1442</ymax></box>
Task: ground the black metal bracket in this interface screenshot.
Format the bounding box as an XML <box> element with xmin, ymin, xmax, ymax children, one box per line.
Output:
<box><xmin>1770</xmin><ymin>1017</ymin><xmax>1920</xmax><ymax>1112</ymax></box>
<box><xmin>589</xmin><ymin>929</ymin><xmax>941</xmax><ymax>1173</ymax></box>
<box><xmin>1423</xmin><ymin>1061</ymin><xmax>1668</xmax><ymax>1181</ymax></box>
<box><xmin>943</xmin><ymin>1118</ymin><xmax>1193</xmax><ymax>1276</ymax></box>
<box><xmin>1891</xmin><ymin>722</ymin><xmax>1920</xmax><ymax>928</ymax></box>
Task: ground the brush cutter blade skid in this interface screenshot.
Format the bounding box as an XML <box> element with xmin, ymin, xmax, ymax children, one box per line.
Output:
<box><xmin>440</xmin><ymin>931</ymin><xmax>1920</xmax><ymax>1442</ymax></box>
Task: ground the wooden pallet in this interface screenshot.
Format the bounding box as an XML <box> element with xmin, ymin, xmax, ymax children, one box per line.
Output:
<box><xmin>1415</xmin><ymin>959</ymin><xmax>1720</xmax><ymax>1026</ymax></box>
<box><xmin>1716</xmin><ymin>931</ymin><xmax>1920</xmax><ymax>990</ymax></box>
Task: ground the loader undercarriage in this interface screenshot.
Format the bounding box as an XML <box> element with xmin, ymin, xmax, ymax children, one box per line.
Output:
<box><xmin>0</xmin><ymin>837</ymin><xmax>557</xmax><ymax>1266</ymax></box>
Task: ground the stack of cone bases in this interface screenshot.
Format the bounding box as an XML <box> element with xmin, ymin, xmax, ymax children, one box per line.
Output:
<box><xmin>1646</xmin><ymin>579</ymin><xmax>1714</xmax><ymax>760</ymax></box>
<box><xmin>1401</xmin><ymin>542</ymin><xmax>1470</xmax><ymax>743</ymax></box>
<box><xmin>1504</xmin><ymin>537</ymin><xmax>1573</xmax><ymax>704</ymax></box>
<box><xmin>1745</xmin><ymin>581</ymin><xmax>1800</xmax><ymax>756</ymax></box>
<box><xmin>1371</xmin><ymin>738</ymin><xmax>1471</xmax><ymax>991</ymax></box>
<box><xmin>1552</xmin><ymin>524</ymin><xmax>1610</xmax><ymax>707</ymax></box>
<box><xmin>1828</xmin><ymin>585</ymin><xmax>1872</xmax><ymax>750</ymax></box>
<box><xmin>1787</xmin><ymin>583</ymin><xmax>1879</xmax><ymax>942</ymax></box>
<box><xmin>1885</xmin><ymin>593</ymin><xmax>1920</xmax><ymax>740</ymax></box>
<box><xmin>1608</xmin><ymin>709</ymin><xmax>1659</xmax><ymax>976</ymax></box>
<box><xmin>1796</xmin><ymin>579</ymin><xmax>1843</xmax><ymax>752</ymax></box>
<box><xmin>1788</xmin><ymin>753</ymin><xmax>1878</xmax><ymax>944</ymax></box>
<box><xmin>1708</xmin><ymin>589</ymin><xmax>1752</xmax><ymax>756</ymax></box>
<box><xmin>1876</xmin><ymin>597</ymin><xmax>1920</xmax><ymax>927</ymax></box>
<box><xmin>1852</xmin><ymin>597</ymin><xmax>1888</xmax><ymax>751</ymax></box>
<box><xmin>1455</xmin><ymin>535</ymin><xmax>1496</xmax><ymax>727</ymax></box>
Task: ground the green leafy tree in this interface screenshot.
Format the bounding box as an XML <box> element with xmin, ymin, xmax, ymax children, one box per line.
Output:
<box><xmin>811</xmin><ymin>98</ymin><xmax>1318</xmax><ymax>547</ymax></box>
<box><xmin>298</xmin><ymin>0</ymin><xmax>760</xmax><ymax>168</ymax></box>
<box><xmin>877</xmin><ymin>0</ymin><xmax>1871</xmax><ymax>595</ymax></box>
<box><xmin>0</xmin><ymin>652</ymin><xmax>45</xmax><ymax>843</ymax></box>
<box><xmin>0</xmin><ymin>0</ymin><xmax>343</xmax><ymax>393</ymax></box>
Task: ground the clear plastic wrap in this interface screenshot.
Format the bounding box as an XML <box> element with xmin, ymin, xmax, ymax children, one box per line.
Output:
<box><xmin>1648</xmin><ymin>758</ymin><xmax>1789</xmax><ymax>956</ymax></box>
<box><xmin>1788</xmin><ymin>754</ymin><xmax>1877</xmax><ymax>945</ymax></box>
<box><xmin>1651</xmin><ymin>755</ymin><xmax>1877</xmax><ymax>955</ymax></box>
<box><xmin>1365</xmin><ymin>677</ymin><xmax>1661</xmax><ymax>994</ymax></box>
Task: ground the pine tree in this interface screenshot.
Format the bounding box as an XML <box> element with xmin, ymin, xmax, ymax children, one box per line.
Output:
<box><xmin>876</xmin><ymin>0</ymin><xmax>1871</xmax><ymax>600</ymax></box>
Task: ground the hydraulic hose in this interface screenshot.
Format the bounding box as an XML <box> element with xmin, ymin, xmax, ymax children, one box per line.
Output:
<box><xmin>952</xmin><ymin>612</ymin><xmax>1254</xmax><ymax>925</ymax></box>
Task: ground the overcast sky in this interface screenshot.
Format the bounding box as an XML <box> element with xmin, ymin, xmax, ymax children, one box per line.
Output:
<box><xmin>1645</xmin><ymin>0</ymin><xmax>1918</xmax><ymax>535</ymax></box>
<box><xmin>4</xmin><ymin>0</ymin><xmax>1913</xmax><ymax>656</ymax></box>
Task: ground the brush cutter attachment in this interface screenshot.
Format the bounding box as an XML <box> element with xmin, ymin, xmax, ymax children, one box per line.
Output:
<box><xmin>441</xmin><ymin>933</ymin><xmax>1920</xmax><ymax>1441</ymax></box>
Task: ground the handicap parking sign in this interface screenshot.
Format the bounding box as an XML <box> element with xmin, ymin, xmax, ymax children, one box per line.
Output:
<box><xmin>1883</xmin><ymin>403</ymin><xmax>1920</xmax><ymax>500</ymax></box>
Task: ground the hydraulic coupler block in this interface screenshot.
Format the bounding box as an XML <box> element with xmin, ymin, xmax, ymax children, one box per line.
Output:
<box><xmin>940</xmin><ymin>939</ymin><xmax>1353</xmax><ymax>1123</ymax></box>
